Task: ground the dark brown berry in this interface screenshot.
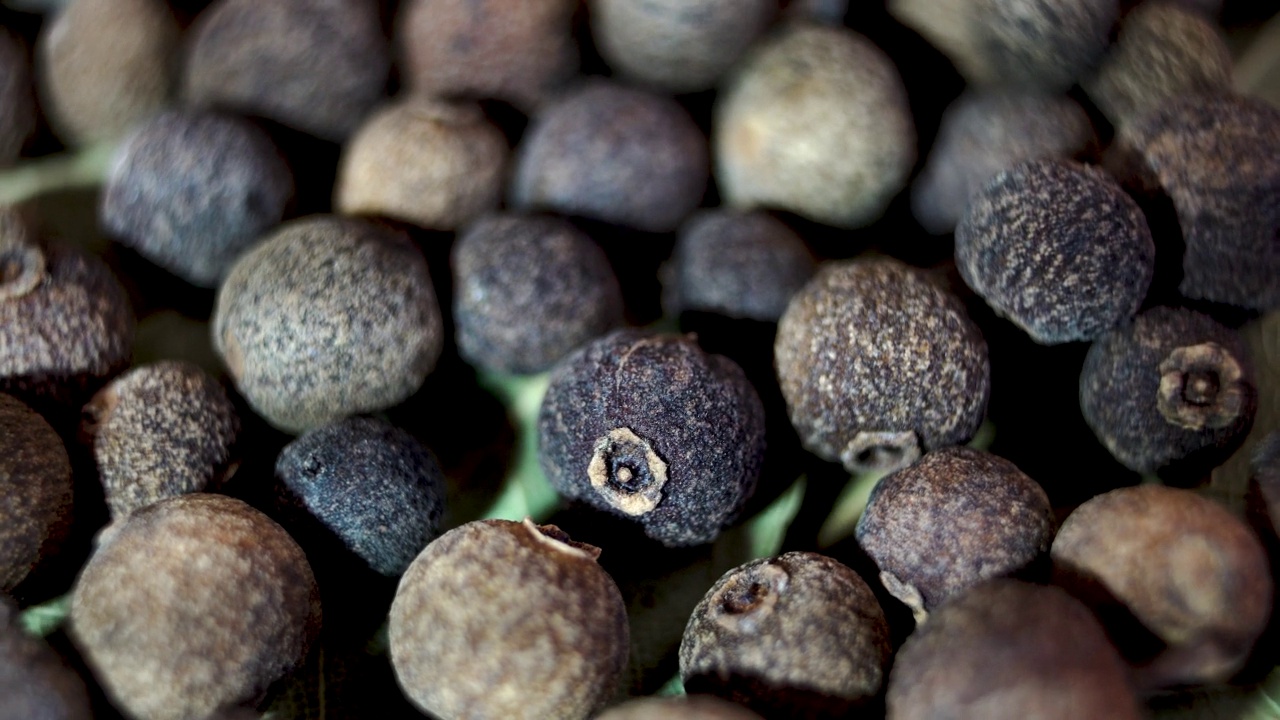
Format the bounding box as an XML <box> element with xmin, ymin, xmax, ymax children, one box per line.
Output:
<box><xmin>0</xmin><ymin>393</ymin><xmax>73</xmax><ymax>592</ymax></box>
<box><xmin>538</xmin><ymin>330</ymin><xmax>766</xmax><ymax>546</ymax></box>
<box><xmin>0</xmin><ymin>595</ymin><xmax>92</xmax><ymax>720</ymax></box>
<box><xmin>0</xmin><ymin>29</ymin><xmax>35</xmax><ymax>166</ymax></box>
<box><xmin>598</xmin><ymin>696</ymin><xmax>764</xmax><ymax>720</ymax></box>
<box><xmin>389</xmin><ymin>519</ymin><xmax>629</xmax><ymax>720</ymax></box>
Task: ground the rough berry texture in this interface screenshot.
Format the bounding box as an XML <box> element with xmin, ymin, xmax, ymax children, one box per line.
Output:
<box><xmin>37</xmin><ymin>0</ymin><xmax>177</xmax><ymax>145</ymax></box>
<box><xmin>182</xmin><ymin>0</ymin><xmax>390</xmax><ymax>142</ymax></box>
<box><xmin>956</xmin><ymin>159</ymin><xmax>1155</xmax><ymax>344</ymax></box>
<box><xmin>889</xmin><ymin>0</ymin><xmax>1118</xmax><ymax>91</ymax></box>
<box><xmin>212</xmin><ymin>215</ymin><xmax>443</xmax><ymax>434</ymax></box>
<box><xmin>1051</xmin><ymin>484</ymin><xmax>1273</xmax><ymax>686</ymax></box>
<box><xmin>275</xmin><ymin>416</ymin><xmax>446</xmax><ymax>577</ymax></box>
<box><xmin>1080</xmin><ymin>306</ymin><xmax>1256</xmax><ymax>474</ymax></box>
<box><xmin>539</xmin><ymin>330</ymin><xmax>766</xmax><ymax>546</ymax></box>
<box><xmin>453</xmin><ymin>213</ymin><xmax>624</xmax><ymax>374</ymax></box>
<box><xmin>0</xmin><ymin>596</ymin><xmax>92</xmax><ymax>720</ymax></box>
<box><xmin>334</xmin><ymin>98</ymin><xmax>507</xmax><ymax>231</ymax></box>
<box><xmin>680</xmin><ymin>552</ymin><xmax>891</xmax><ymax>719</ymax></box>
<box><xmin>856</xmin><ymin>447</ymin><xmax>1054</xmax><ymax>622</ymax></box>
<box><xmin>715</xmin><ymin>24</ymin><xmax>915</xmax><ymax>229</ymax></box>
<box><xmin>774</xmin><ymin>258</ymin><xmax>989</xmax><ymax>474</ymax></box>
<box><xmin>396</xmin><ymin>0</ymin><xmax>578</xmax><ymax>111</ymax></box>
<box><xmin>70</xmin><ymin>494</ymin><xmax>321</xmax><ymax>720</ymax></box>
<box><xmin>662</xmin><ymin>209</ymin><xmax>816</xmax><ymax>323</ymax></box>
<box><xmin>1116</xmin><ymin>93</ymin><xmax>1280</xmax><ymax>310</ymax></box>
<box><xmin>389</xmin><ymin>519</ymin><xmax>629</xmax><ymax>720</ymax></box>
<box><xmin>598</xmin><ymin>696</ymin><xmax>764</xmax><ymax>719</ymax></box>
<box><xmin>510</xmin><ymin>80</ymin><xmax>708</xmax><ymax>233</ymax></box>
<box><xmin>886</xmin><ymin>580</ymin><xmax>1142</xmax><ymax>720</ymax></box>
<box><xmin>101</xmin><ymin>110</ymin><xmax>293</xmax><ymax>288</ymax></box>
<box><xmin>83</xmin><ymin>361</ymin><xmax>239</xmax><ymax>523</ymax></box>
<box><xmin>0</xmin><ymin>393</ymin><xmax>72</xmax><ymax>592</ymax></box>
<box><xmin>912</xmin><ymin>91</ymin><xmax>1095</xmax><ymax>235</ymax></box>
<box><xmin>590</xmin><ymin>0</ymin><xmax>776</xmax><ymax>93</ymax></box>
<box><xmin>0</xmin><ymin>29</ymin><xmax>35</xmax><ymax>166</ymax></box>
<box><xmin>1083</xmin><ymin>2</ymin><xmax>1231</xmax><ymax>128</ymax></box>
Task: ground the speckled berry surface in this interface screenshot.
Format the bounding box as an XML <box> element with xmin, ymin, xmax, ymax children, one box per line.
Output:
<box><xmin>538</xmin><ymin>330</ymin><xmax>766</xmax><ymax>546</ymax></box>
<box><xmin>956</xmin><ymin>159</ymin><xmax>1155</xmax><ymax>344</ymax></box>
<box><xmin>679</xmin><ymin>552</ymin><xmax>890</xmax><ymax>719</ymax></box>
<box><xmin>389</xmin><ymin>519</ymin><xmax>629</xmax><ymax>720</ymax></box>
<box><xmin>0</xmin><ymin>393</ymin><xmax>72</xmax><ymax>592</ymax></box>
<box><xmin>856</xmin><ymin>447</ymin><xmax>1054</xmax><ymax>622</ymax></box>
<box><xmin>70</xmin><ymin>494</ymin><xmax>321</xmax><ymax>720</ymax></box>
<box><xmin>453</xmin><ymin>213</ymin><xmax>623</xmax><ymax>375</ymax></box>
<box><xmin>1080</xmin><ymin>306</ymin><xmax>1256</xmax><ymax>474</ymax></box>
<box><xmin>774</xmin><ymin>258</ymin><xmax>989</xmax><ymax>474</ymax></box>
<box><xmin>212</xmin><ymin>215</ymin><xmax>443</xmax><ymax>434</ymax></box>
<box><xmin>276</xmin><ymin>416</ymin><xmax>445</xmax><ymax>576</ymax></box>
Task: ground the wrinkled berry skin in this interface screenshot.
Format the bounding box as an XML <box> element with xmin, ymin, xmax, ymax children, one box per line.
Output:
<box><xmin>0</xmin><ymin>393</ymin><xmax>73</xmax><ymax>592</ymax></box>
<box><xmin>539</xmin><ymin>330</ymin><xmax>766</xmax><ymax>546</ymax></box>
<box><xmin>275</xmin><ymin>417</ymin><xmax>446</xmax><ymax>577</ymax></box>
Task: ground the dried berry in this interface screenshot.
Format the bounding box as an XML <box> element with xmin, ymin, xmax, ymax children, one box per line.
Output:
<box><xmin>1113</xmin><ymin>93</ymin><xmax>1280</xmax><ymax>310</ymax></box>
<box><xmin>598</xmin><ymin>696</ymin><xmax>764</xmax><ymax>720</ymax></box>
<box><xmin>338</xmin><ymin>100</ymin><xmax>507</xmax><ymax>233</ymax></box>
<box><xmin>912</xmin><ymin>90</ymin><xmax>1096</xmax><ymax>235</ymax></box>
<box><xmin>886</xmin><ymin>580</ymin><xmax>1142</xmax><ymax>720</ymax></box>
<box><xmin>1052</xmin><ymin>484</ymin><xmax>1273</xmax><ymax>686</ymax></box>
<box><xmin>389</xmin><ymin>519</ymin><xmax>629</xmax><ymax>720</ymax></box>
<box><xmin>70</xmin><ymin>494</ymin><xmax>321</xmax><ymax>720</ymax></box>
<box><xmin>0</xmin><ymin>393</ymin><xmax>73</xmax><ymax>592</ymax></box>
<box><xmin>662</xmin><ymin>209</ymin><xmax>816</xmax><ymax>323</ymax></box>
<box><xmin>715</xmin><ymin>23</ymin><xmax>915</xmax><ymax>229</ymax></box>
<box><xmin>1080</xmin><ymin>306</ymin><xmax>1256</xmax><ymax>475</ymax></box>
<box><xmin>590</xmin><ymin>0</ymin><xmax>775</xmax><ymax>93</ymax></box>
<box><xmin>275</xmin><ymin>416</ymin><xmax>445</xmax><ymax>577</ymax></box>
<box><xmin>510</xmin><ymin>80</ymin><xmax>708</xmax><ymax>233</ymax></box>
<box><xmin>889</xmin><ymin>0</ymin><xmax>1118</xmax><ymax>91</ymax></box>
<box><xmin>855</xmin><ymin>447</ymin><xmax>1054</xmax><ymax>623</ymax></box>
<box><xmin>100</xmin><ymin>110</ymin><xmax>294</xmax><ymax>288</ymax></box>
<box><xmin>0</xmin><ymin>29</ymin><xmax>35</xmax><ymax>166</ymax></box>
<box><xmin>538</xmin><ymin>330</ymin><xmax>766</xmax><ymax>546</ymax></box>
<box><xmin>82</xmin><ymin>361</ymin><xmax>239</xmax><ymax>524</ymax></box>
<box><xmin>1083</xmin><ymin>2</ymin><xmax>1232</xmax><ymax>128</ymax></box>
<box><xmin>0</xmin><ymin>212</ymin><xmax>134</xmax><ymax>408</ymax></box>
<box><xmin>956</xmin><ymin>159</ymin><xmax>1155</xmax><ymax>344</ymax></box>
<box><xmin>182</xmin><ymin>0</ymin><xmax>390</xmax><ymax>142</ymax></box>
<box><xmin>774</xmin><ymin>258</ymin><xmax>989</xmax><ymax>474</ymax></box>
<box><xmin>453</xmin><ymin>213</ymin><xmax>624</xmax><ymax>374</ymax></box>
<box><xmin>0</xmin><ymin>595</ymin><xmax>92</xmax><ymax>720</ymax></box>
<box><xmin>396</xmin><ymin>0</ymin><xmax>578</xmax><ymax>111</ymax></box>
<box><xmin>36</xmin><ymin>0</ymin><xmax>178</xmax><ymax>145</ymax></box>
<box><xmin>680</xmin><ymin>552</ymin><xmax>891</xmax><ymax>719</ymax></box>
<box><xmin>212</xmin><ymin>215</ymin><xmax>444</xmax><ymax>433</ymax></box>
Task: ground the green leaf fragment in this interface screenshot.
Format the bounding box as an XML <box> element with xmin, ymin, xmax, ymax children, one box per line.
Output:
<box><xmin>816</xmin><ymin>469</ymin><xmax>889</xmax><ymax>549</ymax></box>
<box><xmin>18</xmin><ymin>594</ymin><xmax>70</xmax><ymax>638</ymax></box>
<box><xmin>476</xmin><ymin>371</ymin><xmax>560</xmax><ymax>523</ymax></box>
<box><xmin>655</xmin><ymin>673</ymin><xmax>685</xmax><ymax>697</ymax></box>
<box><xmin>746</xmin><ymin>475</ymin><xmax>806</xmax><ymax>559</ymax></box>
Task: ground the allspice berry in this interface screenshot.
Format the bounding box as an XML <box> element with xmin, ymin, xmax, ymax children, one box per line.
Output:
<box><xmin>856</xmin><ymin>447</ymin><xmax>1054</xmax><ymax>623</ymax></box>
<box><xmin>775</xmin><ymin>258</ymin><xmax>989</xmax><ymax>474</ymax></box>
<box><xmin>0</xmin><ymin>29</ymin><xmax>36</xmax><ymax>166</ymax></box>
<box><xmin>37</xmin><ymin>0</ymin><xmax>178</xmax><ymax>145</ymax></box>
<box><xmin>82</xmin><ymin>361</ymin><xmax>239</xmax><ymax>524</ymax></box>
<box><xmin>538</xmin><ymin>330</ymin><xmax>767</xmax><ymax>546</ymax></box>
<box><xmin>886</xmin><ymin>580</ymin><xmax>1142</xmax><ymax>720</ymax></box>
<box><xmin>889</xmin><ymin>0</ymin><xmax>1117</xmax><ymax>91</ymax></box>
<box><xmin>70</xmin><ymin>494</ymin><xmax>322</xmax><ymax>720</ymax></box>
<box><xmin>0</xmin><ymin>393</ymin><xmax>73</xmax><ymax>592</ymax></box>
<box><xmin>956</xmin><ymin>159</ymin><xmax>1155</xmax><ymax>344</ymax></box>
<box><xmin>275</xmin><ymin>417</ymin><xmax>446</xmax><ymax>577</ymax></box>
<box><xmin>389</xmin><ymin>519</ymin><xmax>629</xmax><ymax>720</ymax></box>
<box><xmin>182</xmin><ymin>0</ymin><xmax>390</xmax><ymax>142</ymax></box>
<box><xmin>335</xmin><ymin>98</ymin><xmax>507</xmax><ymax>231</ymax></box>
<box><xmin>679</xmin><ymin>552</ymin><xmax>891</xmax><ymax>719</ymax></box>
<box><xmin>1083</xmin><ymin>2</ymin><xmax>1232</xmax><ymax>128</ymax></box>
<box><xmin>0</xmin><ymin>596</ymin><xmax>92</xmax><ymax>720</ymax></box>
<box><xmin>396</xmin><ymin>0</ymin><xmax>579</xmax><ymax>111</ymax></box>
<box><xmin>1080</xmin><ymin>306</ymin><xmax>1256</xmax><ymax>475</ymax></box>
<box><xmin>510</xmin><ymin>80</ymin><xmax>708</xmax><ymax>233</ymax></box>
<box><xmin>662</xmin><ymin>209</ymin><xmax>816</xmax><ymax>323</ymax></box>
<box><xmin>0</xmin><ymin>210</ymin><xmax>134</xmax><ymax>407</ymax></box>
<box><xmin>598</xmin><ymin>696</ymin><xmax>764</xmax><ymax>720</ymax></box>
<box><xmin>100</xmin><ymin>109</ymin><xmax>294</xmax><ymax>288</ymax></box>
<box><xmin>912</xmin><ymin>91</ymin><xmax>1096</xmax><ymax>235</ymax></box>
<box><xmin>453</xmin><ymin>213</ymin><xmax>624</xmax><ymax>375</ymax></box>
<box><xmin>212</xmin><ymin>215</ymin><xmax>443</xmax><ymax>433</ymax></box>
<box><xmin>1051</xmin><ymin>484</ymin><xmax>1273</xmax><ymax>686</ymax></box>
<box><xmin>590</xmin><ymin>0</ymin><xmax>776</xmax><ymax>93</ymax></box>
<box><xmin>715</xmin><ymin>23</ymin><xmax>915</xmax><ymax>229</ymax></box>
